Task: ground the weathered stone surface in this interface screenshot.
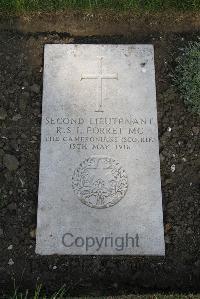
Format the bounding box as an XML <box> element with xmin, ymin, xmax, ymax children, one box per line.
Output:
<box><xmin>36</xmin><ymin>44</ymin><xmax>165</xmax><ymax>255</ymax></box>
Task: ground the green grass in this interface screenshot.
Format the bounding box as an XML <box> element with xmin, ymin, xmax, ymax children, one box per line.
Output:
<box><xmin>4</xmin><ymin>291</ymin><xmax>200</xmax><ymax>299</ymax></box>
<box><xmin>174</xmin><ymin>41</ymin><xmax>200</xmax><ymax>115</ymax></box>
<box><xmin>5</xmin><ymin>285</ymin><xmax>66</xmax><ymax>299</ymax></box>
<box><xmin>3</xmin><ymin>284</ymin><xmax>200</xmax><ymax>299</ymax></box>
<box><xmin>0</xmin><ymin>0</ymin><xmax>200</xmax><ymax>13</ymax></box>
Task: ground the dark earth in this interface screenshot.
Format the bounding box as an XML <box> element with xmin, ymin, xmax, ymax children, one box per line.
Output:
<box><xmin>0</xmin><ymin>11</ymin><xmax>200</xmax><ymax>297</ymax></box>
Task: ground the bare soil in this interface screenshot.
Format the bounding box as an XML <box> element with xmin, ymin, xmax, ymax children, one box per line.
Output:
<box><xmin>0</xmin><ymin>11</ymin><xmax>200</xmax><ymax>297</ymax></box>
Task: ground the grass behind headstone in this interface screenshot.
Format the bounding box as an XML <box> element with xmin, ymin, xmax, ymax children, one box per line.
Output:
<box><xmin>0</xmin><ymin>0</ymin><xmax>200</xmax><ymax>13</ymax></box>
<box><xmin>174</xmin><ymin>41</ymin><xmax>200</xmax><ymax>115</ymax></box>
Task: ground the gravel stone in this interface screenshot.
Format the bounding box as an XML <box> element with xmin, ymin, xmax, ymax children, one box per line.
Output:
<box><xmin>165</xmin><ymin>235</ymin><xmax>171</xmax><ymax>244</ymax></box>
<box><xmin>0</xmin><ymin>107</ymin><xmax>7</xmax><ymax>120</ymax></box>
<box><xmin>7</xmin><ymin>202</ymin><xmax>17</xmax><ymax>211</ymax></box>
<box><xmin>0</xmin><ymin>228</ymin><xmax>3</xmax><ymax>237</ymax></box>
<box><xmin>12</xmin><ymin>114</ymin><xmax>22</xmax><ymax>121</ymax></box>
<box><xmin>30</xmin><ymin>83</ymin><xmax>40</xmax><ymax>94</ymax></box>
<box><xmin>30</xmin><ymin>229</ymin><xmax>36</xmax><ymax>239</ymax></box>
<box><xmin>3</xmin><ymin>154</ymin><xmax>19</xmax><ymax>171</ymax></box>
<box><xmin>19</xmin><ymin>92</ymin><xmax>29</xmax><ymax>113</ymax></box>
<box><xmin>8</xmin><ymin>259</ymin><xmax>14</xmax><ymax>266</ymax></box>
<box><xmin>192</xmin><ymin>126</ymin><xmax>200</xmax><ymax>135</ymax></box>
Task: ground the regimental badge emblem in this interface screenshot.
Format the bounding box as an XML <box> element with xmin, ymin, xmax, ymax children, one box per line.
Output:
<box><xmin>72</xmin><ymin>156</ymin><xmax>128</xmax><ymax>209</ymax></box>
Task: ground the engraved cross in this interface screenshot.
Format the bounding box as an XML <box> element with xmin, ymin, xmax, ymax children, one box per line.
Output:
<box><xmin>81</xmin><ymin>56</ymin><xmax>118</xmax><ymax>112</ymax></box>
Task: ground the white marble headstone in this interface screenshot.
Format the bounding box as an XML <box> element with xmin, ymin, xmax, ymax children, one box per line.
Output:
<box><xmin>36</xmin><ymin>44</ymin><xmax>165</xmax><ymax>255</ymax></box>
